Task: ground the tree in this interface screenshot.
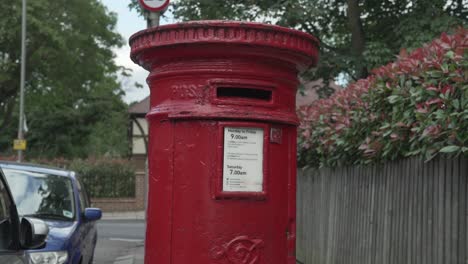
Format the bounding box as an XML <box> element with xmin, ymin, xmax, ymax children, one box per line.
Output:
<box><xmin>130</xmin><ymin>0</ymin><xmax>466</xmax><ymax>98</ymax></box>
<box><xmin>0</xmin><ymin>0</ymin><xmax>129</xmax><ymax>158</ymax></box>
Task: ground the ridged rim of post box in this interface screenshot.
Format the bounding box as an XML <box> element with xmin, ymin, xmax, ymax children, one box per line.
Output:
<box><xmin>129</xmin><ymin>20</ymin><xmax>319</xmax><ymax>69</ymax></box>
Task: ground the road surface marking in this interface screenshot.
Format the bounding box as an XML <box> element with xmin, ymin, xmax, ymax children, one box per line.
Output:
<box><xmin>109</xmin><ymin>238</ymin><xmax>144</xmax><ymax>243</ymax></box>
<box><xmin>113</xmin><ymin>255</ymin><xmax>134</xmax><ymax>264</ymax></box>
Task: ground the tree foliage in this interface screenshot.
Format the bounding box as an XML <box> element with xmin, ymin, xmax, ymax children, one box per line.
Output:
<box><xmin>298</xmin><ymin>29</ymin><xmax>468</xmax><ymax>168</ymax></box>
<box><xmin>70</xmin><ymin>159</ymin><xmax>136</xmax><ymax>198</ymax></box>
<box><xmin>0</xmin><ymin>0</ymin><xmax>129</xmax><ymax>158</ymax></box>
<box><xmin>130</xmin><ymin>0</ymin><xmax>467</xmax><ymax>97</ymax></box>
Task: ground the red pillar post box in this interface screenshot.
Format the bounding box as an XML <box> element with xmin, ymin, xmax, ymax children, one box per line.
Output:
<box><xmin>130</xmin><ymin>21</ymin><xmax>318</xmax><ymax>264</ymax></box>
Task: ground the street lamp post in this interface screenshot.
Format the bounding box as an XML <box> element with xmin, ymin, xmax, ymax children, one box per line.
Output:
<box><xmin>17</xmin><ymin>0</ymin><xmax>27</xmax><ymax>162</ymax></box>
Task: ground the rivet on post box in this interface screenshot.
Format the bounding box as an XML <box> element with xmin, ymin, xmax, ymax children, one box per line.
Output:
<box><xmin>130</xmin><ymin>21</ymin><xmax>318</xmax><ymax>264</ymax></box>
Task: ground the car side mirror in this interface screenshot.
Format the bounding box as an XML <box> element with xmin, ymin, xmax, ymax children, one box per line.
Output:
<box><xmin>84</xmin><ymin>208</ymin><xmax>102</xmax><ymax>221</ymax></box>
<box><xmin>20</xmin><ymin>217</ymin><xmax>49</xmax><ymax>249</ymax></box>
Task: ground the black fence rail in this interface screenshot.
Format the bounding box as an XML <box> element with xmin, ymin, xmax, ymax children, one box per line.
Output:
<box><xmin>71</xmin><ymin>160</ymin><xmax>136</xmax><ymax>198</ymax></box>
<box><xmin>297</xmin><ymin>155</ymin><xmax>468</xmax><ymax>264</ymax></box>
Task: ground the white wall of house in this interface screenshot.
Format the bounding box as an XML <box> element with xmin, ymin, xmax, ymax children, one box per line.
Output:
<box><xmin>132</xmin><ymin>118</ymin><xmax>148</xmax><ymax>155</ymax></box>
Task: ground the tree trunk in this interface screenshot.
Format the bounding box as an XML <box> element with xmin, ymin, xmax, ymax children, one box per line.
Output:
<box><xmin>347</xmin><ymin>0</ymin><xmax>368</xmax><ymax>79</ymax></box>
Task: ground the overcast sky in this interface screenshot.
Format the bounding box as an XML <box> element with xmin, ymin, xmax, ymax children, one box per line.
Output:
<box><xmin>100</xmin><ymin>0</ymin><xmax>174</xmax><ymax>104</ymax></box>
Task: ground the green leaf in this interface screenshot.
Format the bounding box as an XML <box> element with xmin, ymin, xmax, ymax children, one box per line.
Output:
<box><xmin>380</xmin><ymin>123</ymin><xmax>391</xmax><ymax>129</ymax></box>
<box><xmin>441</xmin><ymin>63</ymin><xmax>449</xmax><ymax>73</ymax></box>
<box><xmin>445</xmin><ymin>50</ymin><xmax>455</xmax><ymax>59</ymax></box>
<box><xmin>387</xmin><ymin>95</ymin><xmax>400</xmax><ymax>104</ymax></box>
<box><xmin>439</xmin><ymin>145</ymin><xmax>461</xmax><ymax>153</ymax></box>
<box><xmin>435</xmin><ymin>110</ymin><xmax>446</xmax><ymax>120</ymax></box>
<box><xmin>427</xmin><ymin>70</ymin><xmax>443</xmax><ymax>78</ymax></box>
<box><xmin>452</xmin><ymin>99</ymin><xmax>460</xmax><ymax>109</ymax></box>
<box><xmin>383</xmin><ymin>130</ymin><xmax>392</xmax><ymax>137</ymax></box>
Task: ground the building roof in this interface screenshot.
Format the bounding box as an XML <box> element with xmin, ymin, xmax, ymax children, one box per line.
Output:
<box><xmin>128</xmin><ymin>96</ymin><xmax>150</xmax><ymax>117</ymax></box>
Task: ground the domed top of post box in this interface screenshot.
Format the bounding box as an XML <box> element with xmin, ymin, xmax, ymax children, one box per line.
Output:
<box><xmin>129</xmin><ymin>21</ymin><xmax>319</xmax><ymax>125</ymax></box>
<box><xmin>130</xmin><ymin>20</ymin><xmax>319</xmax><ymax>71</ymax></box>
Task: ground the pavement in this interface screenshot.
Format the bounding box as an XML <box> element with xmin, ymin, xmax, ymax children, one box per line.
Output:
<box><xmin>95</xmin><ymin>211</ymin><xmax>146</xmax><ymax>264</ymax></box>
<box><xmin>98</xmin><ymin>211</ymin><xmax>302</xmax><ymax>264</ymax></box>
<box><xmin>101</xmin><ymin>211</ymin><xmax>146</xmax><ymax>221</ymax></box>
<box><xmin>110</xmin><ymin>245</ymin><xmax>144</xmax><ymax>264</ymax></box>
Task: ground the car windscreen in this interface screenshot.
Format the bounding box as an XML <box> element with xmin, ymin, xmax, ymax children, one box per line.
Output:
<box><xmin>3</xmin><ymin>168</ymin><xmax>75</xmax><ymax>221</ymax></box>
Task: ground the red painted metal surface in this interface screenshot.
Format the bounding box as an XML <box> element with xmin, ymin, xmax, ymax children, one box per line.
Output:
<box><xmin>130</xmin><ymin>21</ymin><xmax>318</xmax><ymax>264</ymax></box>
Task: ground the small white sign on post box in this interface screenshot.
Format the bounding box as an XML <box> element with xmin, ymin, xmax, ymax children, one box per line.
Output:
<box><xmin>223</xmin><ymin>127</ymin><xmax>264</xmax><ymax>192</ymax></box>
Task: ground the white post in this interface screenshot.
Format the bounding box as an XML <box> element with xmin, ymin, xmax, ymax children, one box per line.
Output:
<box><xmin>145</xmin><ymin>10</ymin><xmax>160</xmax><ymax>28</ymax></box>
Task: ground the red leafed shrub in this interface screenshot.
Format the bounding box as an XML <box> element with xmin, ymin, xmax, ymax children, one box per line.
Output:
<box><xmin>298</xmin><ymin>28</ymin><xmax>468</xmax><ymax>168</ymax></box>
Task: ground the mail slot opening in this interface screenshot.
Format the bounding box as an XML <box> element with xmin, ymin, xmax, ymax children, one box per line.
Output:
<box><xmin>217</xmin><ymin>87</ymin><xmax>272</xmax><ymax>101</ymax></box>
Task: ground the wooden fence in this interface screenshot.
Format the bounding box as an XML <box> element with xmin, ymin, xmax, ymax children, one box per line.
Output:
<box><xmin>296</xmin><ymin>155</ymin><xmax>468</xmax><ymax>264</ymax></box>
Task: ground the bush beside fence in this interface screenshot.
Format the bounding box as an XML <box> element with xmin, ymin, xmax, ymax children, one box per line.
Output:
<box><xmin>298</xmin><ymin>29</ymin><xmax>467</xmax><ymax>168</ymax></box>
<box><xmin>70</xmin><ymin>159</ymin><xmax>135</xmax><ymax>198</ymax></box>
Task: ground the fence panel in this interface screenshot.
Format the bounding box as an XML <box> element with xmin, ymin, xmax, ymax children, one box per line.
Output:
<box><xmin>297</xmin><ymin>155</ymin><xmax>468</xmax><ymax>264</ymax></box>
<box><xmin>73</xmin><ymin>160</ymin><xmax>136</xmax><ymax>198</ymax></box>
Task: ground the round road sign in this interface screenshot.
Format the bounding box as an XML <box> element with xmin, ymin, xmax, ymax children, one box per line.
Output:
<box><xmin>139</xmin><ymin>0</ymin><xmax>170</xmax><ymax>12</ymax></box>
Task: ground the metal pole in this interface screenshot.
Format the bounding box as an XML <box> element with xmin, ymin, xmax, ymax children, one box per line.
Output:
<box><xmin>143</xmin><ymin>10</ymin><xmax>159</xmax><ymax>217</ymax></box>
<box><xmin>145</xmin><ymin>11</ymin><xmax>160</xmax><ymax>28</ymax></box>
<box><xmin>17</xmin><ymin>0</ymin><xmax>27</xmax><ymax>163</ymax></box>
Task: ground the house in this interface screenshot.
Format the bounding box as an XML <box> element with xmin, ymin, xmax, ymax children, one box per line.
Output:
<box><xmin>128</xmin><ymin>97</ymin><xmax>149</xmax><ymax>171</ymax></box>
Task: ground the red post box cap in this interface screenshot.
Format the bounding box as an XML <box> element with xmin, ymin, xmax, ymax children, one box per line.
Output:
<box><xmin>130</xmin><ymin>20</ymin><xmax>319</xmax><ymax>72</ymax></box>
<box><xmin>130</xmin><ymin>21</ymin><xmax>319</xmax><ymax>125</ymax></box>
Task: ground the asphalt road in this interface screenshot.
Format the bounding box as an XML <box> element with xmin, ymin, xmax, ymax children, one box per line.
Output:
<box><xmin>94</xmin><ymin>220</ymin><xmax>146</xmax><ymax>264</ymax></box>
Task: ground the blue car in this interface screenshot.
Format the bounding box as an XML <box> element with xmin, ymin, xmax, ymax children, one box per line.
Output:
<box><xmin>0</xmin><ymin>162</ymin><xmax>102</xmax><ymax>264</ymax></box>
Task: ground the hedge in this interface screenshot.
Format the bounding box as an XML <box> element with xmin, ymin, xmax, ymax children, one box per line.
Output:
<box><xmin>298</xmin><ymin>28</ymin><xmax>467</xmax><ymax>168</ymax></box>
<box><xmin>70</xmin><ymin>159</ymin><xmax>136</xmax><ymax>198</ymax></box>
